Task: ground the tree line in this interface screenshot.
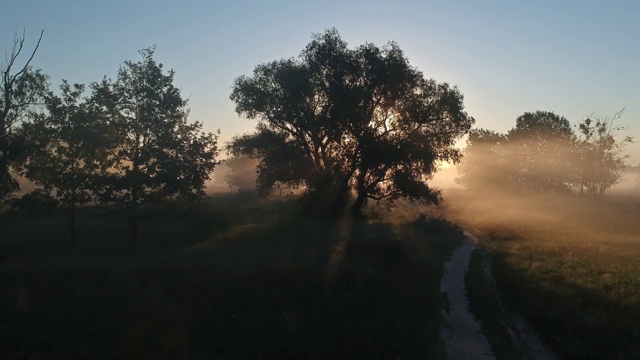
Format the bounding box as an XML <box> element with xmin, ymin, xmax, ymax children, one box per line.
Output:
<box><xmin>1</xmin><ymin>28</ymin><xmax>635</xmax><ymax>244</ymax></box>
<box><xmin>456</xmin><ymin>110</ymin><xmax>634</xmax><ymax>197</ymax></box>
<box><xmin>1</xmin><ymin>32</ymin><xmax>220</xmax><ymax>244</ymax></box>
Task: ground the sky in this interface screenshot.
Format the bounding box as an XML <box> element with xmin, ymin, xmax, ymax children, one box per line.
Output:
<box><xmin>2</xmin><ymin>0</ymin><xmax>640</xmax><ymax>163</ymax></box>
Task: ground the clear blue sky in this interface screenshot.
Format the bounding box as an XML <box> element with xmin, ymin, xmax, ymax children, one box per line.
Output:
<box><xmin>2</xmin><ymin>0</ymin><xmax>639</xmax><ymax>163</ymax></box>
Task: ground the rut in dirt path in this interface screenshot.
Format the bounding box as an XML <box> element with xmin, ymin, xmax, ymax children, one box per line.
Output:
<box><xmin>440</xmin><ymin>237</ymin><xmax>494</xmax><ymax>360</ymax></box>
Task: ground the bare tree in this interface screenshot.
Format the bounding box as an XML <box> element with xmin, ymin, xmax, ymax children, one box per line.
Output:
<box><xmin>0</xmin><ymin>29</ymin><xmax>49</xmax><ymax>204</ymax></box>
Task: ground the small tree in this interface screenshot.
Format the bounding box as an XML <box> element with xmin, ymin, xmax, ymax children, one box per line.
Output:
<box><xmin>576</xmin><ymin>109</ymin><xmax>633</xmax><ymax>198</ymax></box>
<box><xmin>1</xmin><ymin>30</ymin><xmax>49</xmax><ymax>204</ymax></box>
<box><xmin>25</xmin><ymin>81</ymin><xmax>113</xmax><ymax>244</ymax></box>
<box><xmin>93</xmin><ymin>47</ymin><xmax>221</xmax><ymax>241</ymax></box>
<box><xmin>230</xmin><ymin>29</ymin><xmax>474</xmax><ymax>218</ymax></box>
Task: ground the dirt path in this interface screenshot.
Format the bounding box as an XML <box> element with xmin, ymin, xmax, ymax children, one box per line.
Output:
<box><xmin>440</xmin><ymin>236</ymin><xmax>494</xmax><ymax>360</ymax></box>
<box><xmin>440</xmin><ymin>233</ymin><xmax>559</xmax><ymax>360</ymax></box>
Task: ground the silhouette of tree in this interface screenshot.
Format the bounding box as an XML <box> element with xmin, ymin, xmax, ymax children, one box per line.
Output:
<box><xmin>507</xmin><ymin>111</ymin><xmax>576</xmax><ymax>192</ymax></box>
<box><xmin>575</xmin><ymin>109</ymin><xmax>633</xmax><ymax>198</ymax></box>
<box><xmin>230</xmin><ymin>29</ymin><xmax>474</xmax><ymax>218</ymax></box>
<box><xmin>458</xmin><ymin>110</ymin><xmax>633</xmax><ymax>197</ymax></box>
<box><xmin>458</xmin><ymin>111</ymin><xmax>577</xmax><ymax>192</ymax></box>
<box><xmin>456</xmin><ymin>129</ymin><xmax>511</xmax><ymax>190</ymax></box>
<box><xmin>0</xmin><ymin>30</ymin><xmax>48</xmax><ymax>204</ymax></box>
<box><xmin>25</xmin><ymin>81</ymin><xmax>113</xmax><ymax>244</ymax></box>
<box><xmin>92</xmin><ymin>47</ymin><xmax>221</xmax><ymax>241</ymax></box>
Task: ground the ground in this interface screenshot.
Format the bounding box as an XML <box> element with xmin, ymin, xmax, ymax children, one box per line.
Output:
<box><xmin>0</xmin><ymin>195</ymin><xmax>463</xmax><ymax>358</ymax></box>
<box><xmin>444</xmin><ymin>189</ymin><xmax>640</xmax><ymax>360</ymax></box>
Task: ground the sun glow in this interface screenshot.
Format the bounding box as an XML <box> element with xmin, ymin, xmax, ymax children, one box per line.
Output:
<box><xmin>438</xmin><ymin>160</ymin><xmax>452</xmax><ymax>169</ymax></box>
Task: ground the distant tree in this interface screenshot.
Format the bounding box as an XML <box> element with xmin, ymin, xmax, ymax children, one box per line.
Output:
<box><xmin>507</xmin><ymin>111</ymin><xmax>576</xmax><ymax>192</ymax></box>
<box><xmin>229</xmin><ymin>29</ymin><xmax>474</xmax><ymax>218</ymax></box>
<box><xmin>458</xmin><ymin>111</ymin><xmax>577</xmax><ymax>192</ymax></box>
<box><xmin>92</xmin><ymin>47</ymin><xmax>221</xmax><ymax>241</ymax></box>
<box><xmin>25</xmin><ymin>81</ymin><xmax>113</xmax><ymax>244</ymax></box>
<box><xmin>508</xmin><ymin>111</ymin><xmax>574</xmax><ymax>140</ymax></box>
<box><xmin>575</xmin><ymin>109</ymin><xmax>633</xmax><ymax>198</ymax></box>
<box><xmin>223</xmin><ymin>155</ymin><xmax>258</xmax><ymax>193</ymax></box>
<box><xmin>455</xmin><ymin>129</ymin><xmax>511</xmax><ymax>190</ymax></box>
<box><xmin>0</xmin><ymin>30</ymin><xmax>49</xmax><ymax>205</ymax></box>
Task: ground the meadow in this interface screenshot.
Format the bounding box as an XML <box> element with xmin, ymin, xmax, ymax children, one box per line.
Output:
<box><xmin>0</xmin><ymin>194</ymin><xmax>463</xmax><ymax>358</ymax></box>
<box><xmin>444</xmin><ymin>189</ymin><xmax>640</xmax><ymax>359</ymax></box>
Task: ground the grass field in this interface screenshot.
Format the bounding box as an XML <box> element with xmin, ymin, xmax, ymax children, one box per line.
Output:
<box><xmin>0</xmin><ymin>194</ymin><xmax>463</xmax><ymax>358</ymax></box>
<box><xmin>444</xmin><ymin>189</ymin><xmax>640</xmax><ymax>359</ymax></box>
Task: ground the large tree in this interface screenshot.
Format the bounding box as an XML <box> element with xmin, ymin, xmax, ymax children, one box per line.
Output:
<box><xmin>229</xmin><ymin>29</ymin><xmax>474</xmax><ymax>218</ymax></box>
<box><xmin>25</xmin><ymin>81</ymin><xmax>113</xmax><ymax>244</ymax></box>
<box><xmin>92</xmin><ymin>47</ymin><xmax>221</xmax><ymax>241</ymax></box>
<box><xmin>0</xmin><ymin>30</ymin><xmax>49</xmax><ymax>204</ymax></box>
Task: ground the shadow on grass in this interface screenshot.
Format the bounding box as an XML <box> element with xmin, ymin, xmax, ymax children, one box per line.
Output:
<box><xmin>0</xmin><ymin>196</ymin><xmax>464</xmax><ymax>358</ymax></box>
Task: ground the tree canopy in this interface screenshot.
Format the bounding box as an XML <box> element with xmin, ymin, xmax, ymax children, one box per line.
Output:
<box><xmin>457</xmin><ymin>110</ymin><xmax>633</xmax><ymax>197</ymax></box>
<box><xmin>91</xmin><ymin>48</ymin><xmax>221</xmax><ymax>240</ymax></box>
<box><xmin>575</xmin><ymin>110</ymin><xmax>633</xmax><ymax>197</ymax></box>
<box><xmin>0</xmin><ymin>30</ymin><xmax>48</xmax><ymax>204</ymax></box>
<box><xmin>25</xmin><ymin>81</ymin><xmax>113</xmax><ymax>244</ymax></box>
<box><xmin>229</xmin><ymin>29</ymin><xmax>474</xmax><ymax>217</ymax></box>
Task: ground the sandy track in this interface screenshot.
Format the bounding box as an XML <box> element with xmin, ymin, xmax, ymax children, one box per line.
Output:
<box><xmin>440</xmin><ymin>237</ymin><xmax>495</xmax><ymax>360</ymax></box>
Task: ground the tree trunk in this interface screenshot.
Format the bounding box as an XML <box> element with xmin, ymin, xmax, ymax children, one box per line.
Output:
<box><xmin>328</xmin><ymin>174</ymin><xmax>351</xmax><ymax>218</ymax></box>
<box><xmin>350</xmin><ymin>190</ymin><xmax>367</xmax><ymax>220</ymax></box>
<box><xmin>351</xmin><ymin>167</ymin><xmax>370</xmax><ymax>220</ymax></box>
<box><xmin>129</xmin><ymin>201</ymin><xmax>138</xmax><ymax>242</ymax></box>
<box><xmin>69</xmin><ymin>199</ymin><xmax>76</xmax><ymax>246</ymax></box>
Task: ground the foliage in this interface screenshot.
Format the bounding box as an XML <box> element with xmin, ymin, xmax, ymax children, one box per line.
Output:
<box><xmin>456</xmin><ymin>128</ymin><xmax>511</xmax><ymax>190</ymax></box>
<box><xmin>458</xmin><ymin>110</ymin><xmax>632</xmax><ymax>197</ymax></box>
<box><xmin>575</xmin><ymin>109</ymin><xmax>634</xmax><ymax>198</ymax></box>
<box><xmin>223</xmin><ymin>155</ymin><xmax>258</xmax><ymax>193</ymax></box>
<box><xmin>6</xmin><ymin>189</ymin><xmax>58</xmax><ymax>215</ymax></box>
<box><xmin>0</xmin><ymin>30</ymin><xmax>49</xmax><ymax>204</ymax></box>
<box><xmin>24</xmin><ymin>81</ymin><xmax>114</xmax><ymax>243</ymax></box>
<box><xmin>229</xmin><ymin>29</ymin><xmax>474</xmax><ymax>217</ymax></box>
<box><xmin>507</xmin><ymin>111</ymin><xmax>576</xmax><ymax>192</ymax></box>
<box><xmin>91</xmin><ymin>47</ymin><xmax>221</xmax><ymax>240</ymax></box>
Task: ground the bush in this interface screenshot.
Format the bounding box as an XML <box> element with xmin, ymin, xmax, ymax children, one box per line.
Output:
<box><xmin>8</xmin><ymin>190</ymin><xmax>58</xmax><ymax>215</ymax></box>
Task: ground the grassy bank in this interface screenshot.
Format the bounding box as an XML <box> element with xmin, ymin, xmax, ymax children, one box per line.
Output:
<box><xmin>445</xmin><ymin>189</ymin><xmax>640</xmax><ymax>359</ymax></box>
<box><xmin>0</xmin><ymin>195</ymin><xmax>463</xmax><ymax>358</ymax></box>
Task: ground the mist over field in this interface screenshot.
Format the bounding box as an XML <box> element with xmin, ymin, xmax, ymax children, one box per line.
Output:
<box><xmin>2</xmin><ymin>0</ymin><xmax>640</xmax><ymax>357</ymax></box>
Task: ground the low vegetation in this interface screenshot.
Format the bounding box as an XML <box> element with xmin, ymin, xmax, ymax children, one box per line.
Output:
<box><xmin>0</xmin><ymin>194</ymin><xmax>464</xmax><ymax>358</ymax></box>
<box><xmin>445</xmin><ymin>189</ymin><xmax>640</xmax><ymax>359</ymax></box>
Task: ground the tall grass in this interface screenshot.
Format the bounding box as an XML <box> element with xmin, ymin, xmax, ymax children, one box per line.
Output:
<box><xmin>0</xmin><ymin>194</ymin><xmax>463</xmax><ymax>358</ymax></box>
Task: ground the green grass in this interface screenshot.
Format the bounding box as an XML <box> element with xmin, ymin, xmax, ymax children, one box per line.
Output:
<box><xmin>444</xmin><ymin>189</ymin><xmax>640</xmax><ymax>359</ymax></box>
<box><xmin>0</xmin><ymin>194</ymin><xmax>463</xmax><ymax>358</ymax></box>
<box><xmin>465</xmin><ymin>248</ymin><xmax>522</xmax><ymax>360</ymax></box>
